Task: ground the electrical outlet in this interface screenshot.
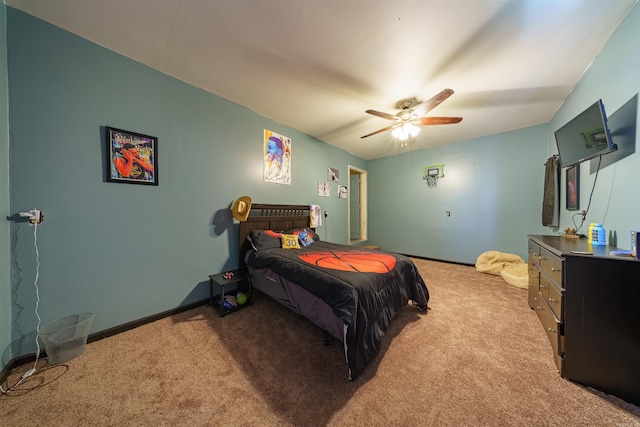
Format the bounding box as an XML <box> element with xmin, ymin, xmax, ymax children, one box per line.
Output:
<box><xmin>445</xmin><ymin>211</ymin><xmax>451</xmax><ymax>217</ymax></box>
<box><xmin>581</xmin><ymin>210</ymin><xmax>587</xmax><ymax>221</ymax></box>
<box><xmin>30</xmin><ymin>210</ymin><xmax>43</xmax><ymax>225</ymax></box>
<box><xmin>19</xmin><ymin>209</ymin><xmax>43</xmax><ymax>225</ymax></box>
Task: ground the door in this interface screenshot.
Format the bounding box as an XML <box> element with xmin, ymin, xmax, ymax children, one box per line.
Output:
<box><xmin>348</xmin><ymin>166</ymin><xmax>367</xmax><ymax>243</ymax></box>
<box><xmin>350</xmin><ymin>172</ymin><xmax>360</xmax><ymax>240</ymax></box>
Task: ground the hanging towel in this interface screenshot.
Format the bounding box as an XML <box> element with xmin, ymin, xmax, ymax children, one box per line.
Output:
<box><xmin>542</xmin><ymin>155</ymin><xmax>559</xmax><ymax>227</ymax></box>
<box><xmin>310</xmin><ymin>204</ymin><xmax>322</xmax><ymax>227</ymax></box>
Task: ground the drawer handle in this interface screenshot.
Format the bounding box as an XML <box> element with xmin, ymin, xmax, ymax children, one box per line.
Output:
<box><xmin>549</xmin><ymin>297</ymin><xmax>556</xmax><ymax>303</ymax></box>
<box><xmin>535</xmin><ymin>306</ymin><xmax>544</xmax><ymax>311</ymax></box>
<box><xmin>540</xmin><ymin>284</ymin><xmax>547</xmax><ymax>289</ymax></box>
<box><xmin>551</xmin><ymin>267</ymin><xmax>561</xmax><ymax>272</ymax></box>
<box><xmin>548</xmin><ymin>327</ymin><xmax>557</xmax><ymax>334</ymax></box>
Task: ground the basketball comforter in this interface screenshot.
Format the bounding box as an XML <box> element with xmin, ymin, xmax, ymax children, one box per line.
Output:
<box><xmin>245</xmin><ymin>232</ymin><xmax>430</xmax><ymax>380</ymax></box>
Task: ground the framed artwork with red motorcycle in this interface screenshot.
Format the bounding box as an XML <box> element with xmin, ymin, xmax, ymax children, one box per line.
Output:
<box><xmin>106</xmin><ymin>126</ymin><xmax>158</xmax><ymax>185</ymax></box>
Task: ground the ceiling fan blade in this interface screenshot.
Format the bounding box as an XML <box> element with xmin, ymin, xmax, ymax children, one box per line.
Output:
<box><xmin>365</xmin><ymin>109</ymin><xmax>398</xmax><ymax>121</ymax></box>
<box><xmin>360</xmin><ymin>124</ymin><xmax>397</xmax><ymax>138</ymax></box>
<box><xmin>418</xmin><ymin>116</ymin><xmax>463</xmax><ymax>126</ymax></box>
<box><xmin>413</xmin><ymin>89</ymin><xmax>455</xmax><ymax>116</ymax></box>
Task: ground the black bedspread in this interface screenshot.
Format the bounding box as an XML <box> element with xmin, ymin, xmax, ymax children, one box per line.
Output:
<box><xmin>246</xmin><ymin>240</ymin><xmax>430</xmax><ymax>380</ymax></box>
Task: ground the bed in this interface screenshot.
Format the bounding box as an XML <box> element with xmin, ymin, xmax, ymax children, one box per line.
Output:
<box><xmin>238</xmin><ymin>203</ymin><xmax>430</xmax><ymax>380</ymax></box>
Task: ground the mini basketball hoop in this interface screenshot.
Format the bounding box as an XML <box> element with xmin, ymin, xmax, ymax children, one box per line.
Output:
<box><xmin>425</xmin><ymin>174</ymin><xmax>439</xmax><ymax>188</ymax></box>
<box><xmin>423</xmin><ymin>164</ymin><xmax>444</xmax><ymax>188</ymax></box>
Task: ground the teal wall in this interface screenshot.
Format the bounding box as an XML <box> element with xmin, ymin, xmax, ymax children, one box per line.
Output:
<box><xmin>367</xmin><ymin>124</ymin><xmax>549</xmax><ymax>264</ymax></box>
<box><xmin>5</xmin><ymin>8</ymin><xmax>365</xmax><ymax>360</ymax></box>
<box><xmin>367</xmin><ymin>3</ymin><xmax>639</xmax><ymax>262</ymax></box>
<box><xmin>1</xmin><ymin>3</ymin><xmax>13</xmax><ymax>369</ymax></box>
<box><xmin>3</xmin><ymin>3</ymin><xmax>639</xmax><ymax>366</ymax></box>
<box><xmin>550</xmin><ymin>4</ymin><xmax>640</xmax><ymax>247</ymax></box>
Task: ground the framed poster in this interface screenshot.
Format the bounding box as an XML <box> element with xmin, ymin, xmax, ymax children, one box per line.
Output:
<box><xmin>264</xmin><ymin>130</ymin><xmax>292</xmax><ymax>185</ymax></box>
<box><xmin>106</xmin><ymin>127</ymin><xmax>158</xmax><ymax>185</ymax></box>
<box><xmin>566</xmin><ymin>164</ymin><xmax>579</xmax><ymax>210</ymax></box>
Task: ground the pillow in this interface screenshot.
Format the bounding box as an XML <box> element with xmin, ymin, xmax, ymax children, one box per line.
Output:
<box><xmin>247</xmin><ymin>230</ymin><xmax>282</xmax><ymax>251</ymax></box>
<box><xmin>286</xmin><ymin>228</ymin><xmax>320</xmax><ymax>242</ymax></box>
<box><xmin>281</xmin><ymin>234</ymin><xmax>300</xmax><ymax>249</ymax></box>
<box><xmin>297</xmin><ymin>229</ymin><xmax>315</xmax><ymax>247</ymax></box>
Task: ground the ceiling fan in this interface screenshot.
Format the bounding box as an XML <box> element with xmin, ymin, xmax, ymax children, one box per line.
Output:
<box><xmin>361</xmin><ymin>88</ymin><xmax>463</xmax><ymax>140</ymax></box>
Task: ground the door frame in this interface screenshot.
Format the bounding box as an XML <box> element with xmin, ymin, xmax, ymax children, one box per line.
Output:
<box><xmin>348</xmin><ymin>165</ymin><xmax>368</xmax><ymax>243</ymax></box>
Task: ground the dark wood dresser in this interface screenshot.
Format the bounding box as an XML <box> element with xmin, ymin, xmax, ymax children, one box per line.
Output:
<box><xmin>528</xmin><ymin>235</ymin><xmax>640</xmax><ymax>406</ymax></box>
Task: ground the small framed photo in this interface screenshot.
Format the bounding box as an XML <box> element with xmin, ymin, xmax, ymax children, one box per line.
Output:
<box><xmin>328</xmin><ymin>167</ymin><xmax>339</xmax><ymax>182</ymax></box>
<box><xmin>106</xmin><ymin>127</ymin><xmax>158</xmax><ymax>185</ymax></box>
<box><xmin>565</xmin><ymin>164</ymin><xmax>579</xmax><ymax>210</ymax></box>
<box><xmin>318</xmin><ymin>181</ymin><xmax>330</xmax><ymax>197</ymax></box>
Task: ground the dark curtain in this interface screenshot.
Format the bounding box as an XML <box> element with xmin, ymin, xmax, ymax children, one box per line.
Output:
<box><xmin>542</xmin><ymin>155</ymin><xmax>559</xmax><ymax>226</ymax></box>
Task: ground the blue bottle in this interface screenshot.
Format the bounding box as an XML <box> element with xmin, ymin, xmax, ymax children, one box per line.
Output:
<box><xmin>591</xmin><ymin>223</ymin><xmax>606</xmax><ymax>246</ymax></box>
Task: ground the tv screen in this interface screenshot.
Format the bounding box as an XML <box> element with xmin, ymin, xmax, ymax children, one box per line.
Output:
<box><xmin>554</xmin><ymin>99</ymin><xmax>617</xmax><ymax>167</ymax></box>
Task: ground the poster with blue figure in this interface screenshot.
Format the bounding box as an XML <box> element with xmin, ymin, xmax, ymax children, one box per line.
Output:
<box><xmin>264</xmin><ymin>130</ymin><xmax>292</xmax><ymax>184</ymax></box>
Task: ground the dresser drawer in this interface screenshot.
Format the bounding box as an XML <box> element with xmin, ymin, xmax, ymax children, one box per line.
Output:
<box><xmin>547</xmin><ymin>280</ymin><xmax>563</xmax><ymax>320</ymax></box>
<box><xmin>528</xmin><ymin>240</ymin><xmax>541</xmax><ymax>265</ymax></box>
<box><xmin>539</xmin><ymin>274</ymin><xmax>563</xmax><ymax>320</ymax></box>
<box><xmin>528</xmin><ymin>258</ymin><xmax>540</xmax><ymax>309</ymax></box>
<box><xmin>539</xmin><ymin>246</ymin><xmax>563</xmax><ymax>287</ymax></box>
<box><xmin>534</xmin><ymin>297</ymin><xmax>564</xmax><ymax>373</ymax></box>
<box><xmin>529</xmin><ymin>287</ymin><xmax>542</xmax><ymax>312</ymax></box>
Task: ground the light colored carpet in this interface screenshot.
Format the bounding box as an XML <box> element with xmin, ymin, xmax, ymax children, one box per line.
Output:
<box><xmin>2</xmin><ymin>258</ymin><xmax>639</xmax><ymax>426</ymax></box>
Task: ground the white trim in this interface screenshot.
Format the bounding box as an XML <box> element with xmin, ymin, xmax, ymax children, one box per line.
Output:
<box><xmin>348</xmin><ymin>165</ymin><xmax>367</xmax><ymax>243</ymax></box>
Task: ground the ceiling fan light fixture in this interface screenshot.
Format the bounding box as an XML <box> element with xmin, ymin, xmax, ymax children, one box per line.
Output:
<box><xmin>392</xmin><ymin>123</ymin><xmax>420</xmax><ymax>140</ymax></box>
<box><xmin>361</xmin><ymin>89</ymin><xmax>460</xmax><ymax>140</ymax></box>
<box><xmin>406</xmin><ymin>123</ymin><xmax>420</xmax><ymax>137</ymax></box>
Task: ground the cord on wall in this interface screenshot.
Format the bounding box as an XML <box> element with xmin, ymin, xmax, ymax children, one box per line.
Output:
<box><xmin>1</xmin><ymin>222</ymin><xmax>42</xmax><ymax>394</ymax></box>
<box><xmin>571</xmin><ymin>155</ymin><xmax>602</xmax><ymax>234</ymax></box>
<box><xmin>31</xmin><ymin>221</ymin><xmax>42</xmax><ymax>372</ymax></box>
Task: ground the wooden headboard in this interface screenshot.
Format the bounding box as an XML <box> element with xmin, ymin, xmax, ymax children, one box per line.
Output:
<box><xmin>238</xmin><ymin>203</ymin><xmax>312</xmax><ymax>270</ymax></box>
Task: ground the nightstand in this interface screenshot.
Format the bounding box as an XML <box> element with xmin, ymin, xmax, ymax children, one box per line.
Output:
<box><xmin>208</xmin><ymin>269</ymin><xmax>252</xmax><ymax>317</ymax></box>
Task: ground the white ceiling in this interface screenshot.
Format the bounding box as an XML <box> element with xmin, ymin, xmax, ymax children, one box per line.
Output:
<box><xmin>5</xmin><ymin>0</ymin><xmax>637</xmax><ymax>160</ymax></box>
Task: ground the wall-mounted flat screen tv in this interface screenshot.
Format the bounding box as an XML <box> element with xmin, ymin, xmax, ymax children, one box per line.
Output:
<box><xmin>554</xmin><ymin>99</ymin><xmax>617</xmax><ymax>167</ymax></box>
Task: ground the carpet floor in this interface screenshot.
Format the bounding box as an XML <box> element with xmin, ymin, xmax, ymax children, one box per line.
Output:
<box><xmin>2</xmin><ymin>258</ymin><xmax>639</xmax><ymax>426</ymax></box>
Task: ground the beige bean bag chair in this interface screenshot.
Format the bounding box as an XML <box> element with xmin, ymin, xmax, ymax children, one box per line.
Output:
<box><xmin>475</xmin><ymin>250</ymin><xmax>528</xmax><ymax>289</ymax></box>
<box><xmin>475</xmin><ymin>251</ymin><xmax>525</xmax><ymax>275</ymax></box>
<box><xmin>499</xmin><ymin>263</ymin><xmax>529</xmax><ymax>289</ymax></box>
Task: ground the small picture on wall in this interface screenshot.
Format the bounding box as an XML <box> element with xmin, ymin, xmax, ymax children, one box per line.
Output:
<box><xmin>338</xmin><ymin>185</ymin><xmax>348</xmax><ymax>199</ymax></box>
<box><xmin>566</xmin><ymin>164</ymin><xmax>579</xmax><ymax>210</ymax></box>
<box><xmin>106</xmin><ymin>127</ymin><xmax>158</xmax><ymax>185</ymax></box>
<box><xmin>318</xmin><ymin>181</ymin><xmax>331</xmax><ymax>197</ymax></box>
<box><xmin>328</xmin><ymin>167</ymin><xmax>340</xmax><ymax>182</ymax></box>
